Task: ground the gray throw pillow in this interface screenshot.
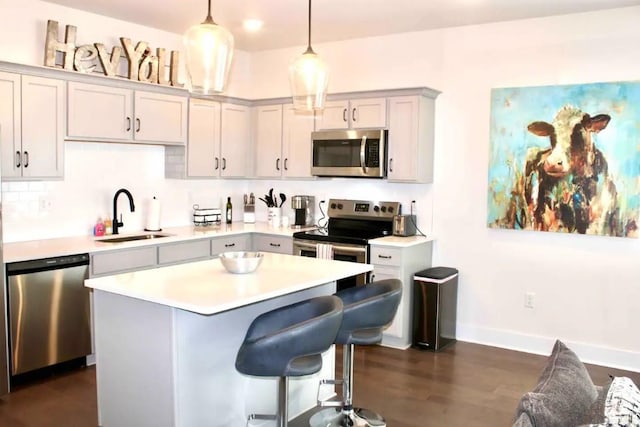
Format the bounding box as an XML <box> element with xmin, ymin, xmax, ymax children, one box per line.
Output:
<box><xmin>514</xmin><ymin>340</ymin><xmax>598</xmax><ymax>427</ymax></box>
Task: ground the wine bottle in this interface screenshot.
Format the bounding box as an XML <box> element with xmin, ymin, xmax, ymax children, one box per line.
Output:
<box><xmin>226</xmin><ymin>197</ymin><xmax>232</xmax><ymax>224</ymax></box>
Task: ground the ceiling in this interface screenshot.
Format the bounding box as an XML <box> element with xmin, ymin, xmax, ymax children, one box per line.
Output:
<box><xmin>44</xmin><ymin>0</ymin><xmax>640</xmax><ymax>51</ymax></box>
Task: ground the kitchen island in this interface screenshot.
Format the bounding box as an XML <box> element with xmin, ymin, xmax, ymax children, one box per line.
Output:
<box><xmin>85</xmin><ymin>253</ymin><xmax>372</xmax><ymax>427</ymax></box>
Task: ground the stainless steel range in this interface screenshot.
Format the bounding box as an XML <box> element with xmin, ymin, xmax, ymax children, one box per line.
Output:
<box><xmin>292</xmin><ymin>198</ymin><xmax>401</xmax><ymax>291</ymax></box>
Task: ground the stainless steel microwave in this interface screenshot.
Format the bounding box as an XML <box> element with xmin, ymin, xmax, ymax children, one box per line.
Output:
<box><xmin>311</xmin><ymin>129</ymin><xmax>388</xmax><ymax>178</ymax></box>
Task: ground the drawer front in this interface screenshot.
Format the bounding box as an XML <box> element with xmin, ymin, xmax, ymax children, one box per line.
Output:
<box><xmin>253</xmin><ymin>235</ymin><xmax>293</xmax><ymax>254</ymax></box>
<box><xmin>211</xmin><ymin>235</ymin><xmax>250</xmax><ymax>256</ymax></box>
<box><xmin>370</xmin><ymin>246</ymin><xmax>402</xmax><ymax>267</ymax></box>
<box><xmin>91</xmin><ymin>247</ymin><xmax>157</xmax><ymax>276</ymax></box>
<box><xmin>158</xmin><ymin>239</ymin><xmax>210</xmax><ymax>265</ymax></box>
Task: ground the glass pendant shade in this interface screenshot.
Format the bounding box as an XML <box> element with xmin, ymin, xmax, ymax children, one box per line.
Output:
<box><xmin>289</xmin><ymin>0</ymin><xmax>329</xmax><ymax>111</ymax></box>
<box><xmin>184</xmin><ymin>4</ymin><xmax>234</xmax><ymax>95</ymax></box>
<box><xmin>289</xmin><ymin>48</ymin><xmax>329</xmax><ymax>111</ymax></box>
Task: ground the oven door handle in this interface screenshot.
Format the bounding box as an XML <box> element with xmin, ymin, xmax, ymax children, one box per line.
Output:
<box><xmin>294</xmin><ymin>241</ymin><xmax>322</xmax><ymax>251</ymax></box>
<box><xmin>295</xmin><ymin>241</ymin><xmax>367</xmax><ymax>255</ymax></box>
<box><xmin>332</xmin><ymin>244</ymin><xmax>367</xmax><ymax>255</ymax></box>
<box><xmin>360</xmin><ymin>136</ymin><xmax>367</xmax><ymax>174</ymax></box>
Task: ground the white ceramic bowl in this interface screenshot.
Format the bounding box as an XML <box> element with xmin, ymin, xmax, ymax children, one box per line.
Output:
<box><xmin>219</xmin><ymin>251</ymin><xmax>264</xmax><ymax>274</ymax></box>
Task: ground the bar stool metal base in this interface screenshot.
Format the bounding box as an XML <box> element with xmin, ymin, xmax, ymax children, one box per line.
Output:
<box><xmin>309</xmin><ymin>407</ymin><xmax>386</xmax><ymax>427</ymax></box>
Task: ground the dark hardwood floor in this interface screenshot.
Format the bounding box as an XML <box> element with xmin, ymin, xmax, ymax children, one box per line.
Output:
<box><xmin>0</xmin><ymin>341</ymin><xmax>638</xmax><ymax>426</ymax></box>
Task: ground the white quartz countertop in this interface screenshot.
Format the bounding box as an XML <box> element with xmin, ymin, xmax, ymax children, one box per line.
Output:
<box><xmin>85</xmin><ymin>253</ymin><xmax>373</xmax><ymax>315</ymax></box>
<box><xmin>3</xmin><ymin>223</ymin><xmax>432</xmax><ymax>263</ymax></box>
<box><xmin>3</xmin><ymin>223</ymin><xmax>313</xmax><ymax>263</ymax></box>
<box><xmin>370</xmin><ymin>235</ymin><xmax>434</xmax><ymax>247</ymax></box>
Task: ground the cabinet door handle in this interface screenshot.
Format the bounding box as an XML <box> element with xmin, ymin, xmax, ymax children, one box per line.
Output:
<box><xmin>224</xmin><ymin>243</ymin><xmax>235</xmax><ymax>248</ymax></box>
<box><xmin>126</xmin><ymin>117</ymin><xmax>131</xmax><ymax>131</ymax></box>
<box><xmin>352</xmin><ymin>108</ymin><xmax>357</xmax><ymax>122</ymax></box>
<box><xmin>389</xmin><ymin>158</ymin><xmax>393</xmax><ymax>172</ymax></box>
<box><xmin>214</xmin><ymin>157</ymin><xmax>219</xmax><ymax>170</ymax></box>
<box><xmin>23</xmin><ymin>151</ymin><xmax>29</xmax><ymax>168</ymax></box>
<box><xmin>342</xmin><ymin>108</ymin><xmax>347</xmax><ymax>122</ymax></box>
<box><xmin>15</xmin><ymin>151</ymin><xmax>21</xmax><ymax>168</ymax></box>
<box><xmin>135</xmin><ymin>118</ymin><xmax>141</xmax><ymax>132</ymax></box>
<box><xmin>378</xmin><ymin>254</ymin><xmax>392</xmax><ymax>259</ymax></box>
<box><xmin>284</xmin><ymin>158</ymin><xmax>288</xmax><ymax>170</ymax></box>
<box><xmin>222</xmin><ymin>158</ymin><xmax>227</xmax><ymax>170</ymax></box>
<box><xmin>276</xmin><ymin>158</ymin><xmax>280</xmax><ymax>171</ymax></box>
<box><xmin>370</xmin><ymin>274</ymin><xmax>375</xmax><ymax>282</ymax></box>
<box><xmin>269</xmin><ymin>243</ymin><xmax>281</xmax><ymax>248</ymax></box>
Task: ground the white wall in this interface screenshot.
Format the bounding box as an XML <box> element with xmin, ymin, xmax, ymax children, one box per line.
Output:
<box><xmin>250</xmin><ymin>6</ymin><xmax>640</xmax><ymax>370</ymax></box>
<box><xmin>1</xmin><ymin>0</ymin><xmax>639</xmax><ymax>369</ymax></box>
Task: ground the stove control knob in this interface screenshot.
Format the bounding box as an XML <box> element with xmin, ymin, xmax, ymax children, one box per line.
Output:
<box><xmin>388</xmin><ymin>206</ymin><xmax>394</xmax><ymax>214</ymax></box>
<box><xmin>381</xmin><ymin>206</ymin><xmax>387</xmax><ymax>213</ymax></box>
<box><xmin>337</xmin><ymin>203</ymin><xmax>344</xmax><ymax>210</ymax></box>
<box><xmin>330</xmin><ymin>203</ymin><xmax>337</xmax><ymax>209</ymax></box>
<box><xmin>373</xmin><ymin>205</ymin><xmax>380</xmax><ymax>212</ymax></box>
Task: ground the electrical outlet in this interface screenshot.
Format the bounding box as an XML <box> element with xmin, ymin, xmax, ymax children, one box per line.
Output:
<box><xmin>524</xmin><ymin>292</ymin><xmax>535</xmax><ymax>309</ymax></box>
<box><xmin>39</xmin><ymin>196</ymin><xmax>53</xmax><ymax>212</ymax></box>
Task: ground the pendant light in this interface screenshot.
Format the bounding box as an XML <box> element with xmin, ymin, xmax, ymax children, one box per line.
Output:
<box><xmin>184</xmin><ymin>0</ymin><xmax>234</xmax><ymax>94</ymax></box>
<box><xmin>289</xmin><ymin>0</ymin><xmax>329</xmax><ymax>111</ymax></box>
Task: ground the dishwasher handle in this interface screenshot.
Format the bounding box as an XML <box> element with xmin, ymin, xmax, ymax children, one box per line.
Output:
<box><xmin>6</xmin><ymin>254</ymin><xmax>90</xmax><ymax>275</ymax></box>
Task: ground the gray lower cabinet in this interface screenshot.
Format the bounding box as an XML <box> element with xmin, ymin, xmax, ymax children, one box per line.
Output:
<box><xmin>90</xmin><ymin>246</ymin><xmax>158</xmax><ymax>277</ymax></box>
<box><xmin>90</xmin><ymin>233</ymin><xmax>282</xmax><ymax>277</ymax></box>
<box><xmin>369</xmin><ymin>241</ymin><xmax>433</xmax><ymax>349</ymax></box>
<box><xmin>158</xmin><ymin>239</ymin><xmax>211</xmax><ymax>265</ymax></box>
<box><xmin>252</xmin><ymin>234</ymin><xmax>293</xmax><ymax>254</ymax></box>
<box><xmin>211</xmin><ymin>235</ymin><xmax>251</xmax><ymax>256</ymax></box>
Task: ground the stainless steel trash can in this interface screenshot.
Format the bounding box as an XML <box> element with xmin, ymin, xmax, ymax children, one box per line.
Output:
<box><xmin>413</xmin><ymin>266</ymin><xmax>458</xmax><ymax>351</ymax></box>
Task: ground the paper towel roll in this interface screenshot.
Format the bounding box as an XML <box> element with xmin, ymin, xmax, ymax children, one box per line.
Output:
<box><xmin>145</xmin><ymin>196</ymin><xmax>162</xmax><ymax>231</ymax></box>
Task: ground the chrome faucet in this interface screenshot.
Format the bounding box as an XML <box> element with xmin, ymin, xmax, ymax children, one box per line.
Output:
<box><xmin>112</xmin><ymin>188</ymin><xmax>135</xmax><ymax>235</ymax></box>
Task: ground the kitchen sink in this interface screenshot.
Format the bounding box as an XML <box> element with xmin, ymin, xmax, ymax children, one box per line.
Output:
<box><xmin>95</xmin><ymin>233</ymin><xmax>173</xmax><ymax>243</ymax></box>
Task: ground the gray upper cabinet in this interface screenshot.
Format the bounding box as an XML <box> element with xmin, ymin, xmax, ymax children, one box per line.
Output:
<box><xmin>253</xmin><ymin>103</ymin><xmax>314</xmax><ymax>179</ymax></box>
<box><xmin>0</xmin><ymin>72</ymin><xmax>64</xmax><ymax>180</ymax></box>
<box><xmin>220</xmin><ymin>102</ymin><xmax>251</xmax><ymax>178</ymax></box>
<box><xmin>186</xmin><ymin>98</ymin><xmax>221</xmax><ymax>177</ymax></box>
<box><xmin>253</xmin><ymin>104</ymin><xmax>283</xmax><ymax>178</ymax></box>
<box><xmin>67</xmin><ymin>81</ymin><xmax>187</xmax><ymax>145</ymax></box>
<box><xmin>386</xmin><ymin>94</ymin><xmax>436</xmax><ymax>183</ymax></box>
<box><xmin>315</xmin><ymin>98</ymin><xmax>387</xmax><ymax>130</ymax></box>
<box><xmin>165</xmin><ymin>99</ymin><xmax>250</xmax><ymax>179</ymax></box>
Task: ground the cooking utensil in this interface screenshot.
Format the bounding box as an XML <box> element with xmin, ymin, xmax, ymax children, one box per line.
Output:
<box><xmin>243</xmin><ymin>194</ymin><xmax>248</xmax><ymax>206</ymax></box>
<box><xmin>268</xmin><ymin>188</ymin><xmax>274</xmax><ymax>207</ymax></box>
<box><xmin>259</xmin><ymin>197</ymin><xmax>269</xmax><ymax>206</ymax></box>
<box><xmin>249</xmin><ymin>193</ymin><xmax>255</xmax><ymax>205</ymax></box>
<box><xmin>279</xmin><ymin>193</ymin><xmax>286</xmax><ymax>207</ymax></box>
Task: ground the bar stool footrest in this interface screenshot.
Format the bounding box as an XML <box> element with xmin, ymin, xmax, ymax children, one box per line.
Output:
<box><xmin>317</xmin><ymin>378</ymin><xmax>344</xmax><ymax>407</ymax></box>
<box><xmin>247</xmin><ymin>413</ymin><xmax>276</xmax><ymax>426</ymax></box>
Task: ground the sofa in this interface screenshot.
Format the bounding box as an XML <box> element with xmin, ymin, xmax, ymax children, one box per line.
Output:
<box><xmin>512</xmin><ymin>340</ymin><xmax>640</xmax><ymax>427</ymax></box>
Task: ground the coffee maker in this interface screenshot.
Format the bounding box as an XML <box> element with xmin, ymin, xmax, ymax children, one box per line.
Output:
<box><xmin>291</xmin><ymin>195</ymin><xmax>315</xmax><ymax>228</ymax></box>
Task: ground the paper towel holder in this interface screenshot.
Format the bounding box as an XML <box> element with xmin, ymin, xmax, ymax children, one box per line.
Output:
<box><xmin>144</xmin><ymin>196</ymin><xmax>163</xmax><ymax>232</ymax></box>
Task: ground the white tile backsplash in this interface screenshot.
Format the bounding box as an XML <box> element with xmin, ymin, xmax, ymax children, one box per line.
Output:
<box><xmin>1</xmin><ymin>142</ymin><xmax>433</xmax><ymax>243</ymax></box>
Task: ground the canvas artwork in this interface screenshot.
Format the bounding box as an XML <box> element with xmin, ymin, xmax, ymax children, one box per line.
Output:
<box><xmin>487</xmin><ymin>81</ymin><xmax>640</xmax><ymax>238</ymax></box>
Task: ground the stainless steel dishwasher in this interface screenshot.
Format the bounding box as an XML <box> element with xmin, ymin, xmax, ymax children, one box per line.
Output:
<box><xmin>6</xmin><ymin>254</ymin><xmax>91</xmax><ymax>376</ymax></box>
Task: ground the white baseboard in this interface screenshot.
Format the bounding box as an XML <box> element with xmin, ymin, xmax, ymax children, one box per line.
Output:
<box><xmin>86</xmin><ymin>353</ymin><xmax>96</xmax><ymax>366</ymax></box>
<box><xmin>457</xmin><ymin>323</ymin><xmax>640</xmax><ymax>373</ymax></box>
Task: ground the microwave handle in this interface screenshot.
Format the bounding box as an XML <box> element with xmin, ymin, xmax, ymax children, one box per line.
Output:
<box><xmin>360</xmin><ymin>136</ymin><xmax>368</xmax><ymax>174</ymax></box>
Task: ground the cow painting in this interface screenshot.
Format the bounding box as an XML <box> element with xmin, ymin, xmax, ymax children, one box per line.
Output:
<box><xmin>518</xmin><ymin>105</ymin><xmax>619</xmax><ymax>235</ymax></box>
<box><xmin>488</xmin><ymin>82</ymin><xmax>640</xmax><ymax>238</ymax></box>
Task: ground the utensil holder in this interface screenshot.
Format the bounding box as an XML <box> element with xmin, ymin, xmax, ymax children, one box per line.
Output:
<box><xmin>267</xmin><ymin>207</ymin><xmax>282</xmax><ymax>227</ymax></box>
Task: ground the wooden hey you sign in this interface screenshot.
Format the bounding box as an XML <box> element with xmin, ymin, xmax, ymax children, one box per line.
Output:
<box><xmin>44</xmin><ymin>20</ymin><xmax>182</xmax><ymax>87</ymax></box>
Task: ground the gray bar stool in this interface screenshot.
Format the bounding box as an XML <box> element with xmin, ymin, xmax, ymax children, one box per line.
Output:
<box><xmin>236</xmin><ymin>295</ymin><xmax>344</xmax><ymax>427</ymax></box>
<box><xmin>309</xmin><ymin>279</ymin><xmax>402</xmax><ymax>427</ymax></box>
